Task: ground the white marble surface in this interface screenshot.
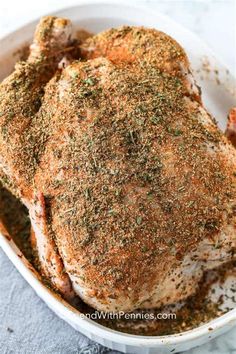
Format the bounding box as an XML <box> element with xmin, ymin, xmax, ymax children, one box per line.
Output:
<box><xmin>0</xmin><ymin>1</ymin><xmax>236</xmax><ymax>353</ymax></box>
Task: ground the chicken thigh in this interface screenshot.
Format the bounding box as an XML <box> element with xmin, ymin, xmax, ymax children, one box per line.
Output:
<box><xmin>1</xmin><ymin>18</ymin><xmax>236</xmax><ymax>312</ymax></box>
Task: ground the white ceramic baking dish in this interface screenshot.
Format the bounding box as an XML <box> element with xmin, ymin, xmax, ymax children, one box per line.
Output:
<box><xmin>0</xmin><ymin>2</ymin><xmax>236</xmax><ymax>353</ymax></box>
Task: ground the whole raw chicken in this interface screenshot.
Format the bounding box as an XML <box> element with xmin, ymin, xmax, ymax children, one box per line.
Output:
<box><xmin>1</xmin><ymin>16</ymin><xmax>236</xmax><ymax>312</ymax></box>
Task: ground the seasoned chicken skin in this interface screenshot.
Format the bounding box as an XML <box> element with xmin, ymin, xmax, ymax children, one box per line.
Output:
<box><xmin>1</xmin><ymin>17</ymin><xmax>236</xmax><ymax>312</ymax></box>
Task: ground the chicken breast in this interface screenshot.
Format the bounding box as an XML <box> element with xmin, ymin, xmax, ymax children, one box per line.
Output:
<box><xmin>1</xmin><ymin>18</ymin><xmax>236</xmax><ymax>312</ymax></box>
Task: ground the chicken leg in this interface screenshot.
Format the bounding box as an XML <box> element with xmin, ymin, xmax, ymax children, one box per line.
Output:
<box><xmin>0</xmin><ymin>16</ymin><xmax>75</xmax><ymax>300</ymax></box>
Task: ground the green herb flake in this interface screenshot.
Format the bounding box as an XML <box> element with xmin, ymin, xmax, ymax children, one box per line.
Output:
<box><xmin>136</xmin><ymin>216</ymin><xmax>142</xmax><ymax>225</ymax></box>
